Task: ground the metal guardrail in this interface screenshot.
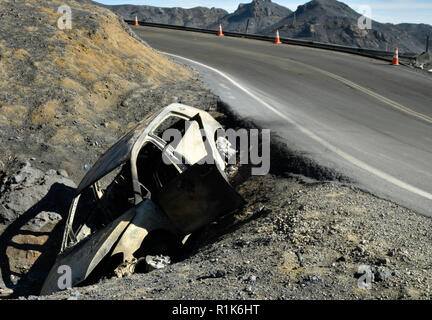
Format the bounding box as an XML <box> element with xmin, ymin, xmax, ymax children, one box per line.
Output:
<box><xmin>125</xmin><ymin>20</ymin><xmax>417</xmax><ymax>63</ymax></box>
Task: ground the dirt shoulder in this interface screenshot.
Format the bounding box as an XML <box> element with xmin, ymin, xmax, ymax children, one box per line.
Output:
<box><xmin>38</xmin><ymin>108</ymin><xmax>432</xmax><ymax>300</ymax></box>
<box><xmin>38</xmin><ymin>173</ymin><xmax>432</xmax><ymax>300</ymax></box>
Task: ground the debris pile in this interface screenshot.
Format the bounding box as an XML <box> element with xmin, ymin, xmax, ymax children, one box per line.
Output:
<box><xmin>414</xmin><ymin>51</ymin><xmax>431</xmax><ymax>70</ymax></box>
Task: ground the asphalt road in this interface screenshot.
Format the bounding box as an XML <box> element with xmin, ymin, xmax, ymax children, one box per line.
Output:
<box><xmin>133</xmin><ymin>26</ymin><xmax>432</xmax><ymax>217</ymax></box>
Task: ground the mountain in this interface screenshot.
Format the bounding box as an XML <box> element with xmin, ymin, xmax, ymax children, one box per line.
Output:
<box><xmin>262</xmin><ymin>0</ymin><xmax>425</xmax><ymax>53</ymax></box>
<box><xmin>397</xmin><ymin>23</ymin><xmax>432</xmax><ymax>52</ymax></box>
<box><xmin>104</xmin><ymin>4</ymin><xmax>228</xmax><ymax>29</ymax></box>
<box><xmin>208</xmin><ymin>0</ymin><xmax>292</xmax><ymax>33</ymax></box>
<box><xmin>103</xmin><ymin>0</ymin><xmax>428</xmax><ymax>54</ymax></box>
<box><xmin>105</xmin><ymin>0</ymin><xmax>291</xmax><ymax>33</ymax></box>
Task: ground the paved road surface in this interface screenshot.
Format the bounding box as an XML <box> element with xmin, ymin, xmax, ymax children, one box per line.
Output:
<box><xmin>133</xmin><ymin>26</ymin><xmax>432</xmax><ymax>216</ymax></box>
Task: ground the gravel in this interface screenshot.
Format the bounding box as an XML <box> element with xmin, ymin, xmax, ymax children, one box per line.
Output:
<box><xmin>37</xmin><ymin>131</ymin><xmax>432</xmax><ymax>300</ymax></box>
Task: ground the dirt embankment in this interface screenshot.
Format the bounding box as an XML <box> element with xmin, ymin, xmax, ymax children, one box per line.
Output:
<box><xmin>0</xmin><ymin>0</ymin><xmax>216</xmax><ymax>183</ymax></box>
<box><xmin>0</xmin><ymin>0</ymin><xmax>217</xmax><ymax>298</ymax></box>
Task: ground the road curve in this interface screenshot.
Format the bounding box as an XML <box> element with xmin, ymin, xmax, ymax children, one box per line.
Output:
<box><xmin>133</xmin><ymin>26</ymin><xmax>432</xmax><ymax>217</ymax></box>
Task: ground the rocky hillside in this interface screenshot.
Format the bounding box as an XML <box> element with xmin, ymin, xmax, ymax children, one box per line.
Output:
<box><xmin>207</xmin><ymin>0</ymin><xmax>292</xmax><ymax>34</ymax></box>
<box><xmin>0</xmin><ymin>0</ymin><xmax>219</xmax><ymax>184</ymax></box>
<box><xmin>104</xmin><ymin>4</ymin><xmax>228</xmax><ymax>28</ymax></box>
<box><xmin>262</xmin><ymin>0</ymin><xmax>425</xmax><ymax>53</ymax></box>
<box><xmin>397</xmin><ymin>23</ymin><xmax>432</xmax><ymax>52</ymax></box>
<box><xmin>0</xmin><ymin>0</ymin><xmax>219</xmax><ymax>298</ymax></box>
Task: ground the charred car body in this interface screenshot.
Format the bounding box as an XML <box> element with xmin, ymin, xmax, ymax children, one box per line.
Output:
<box><xmin>41</xmin><ymin>104</ymin><xmax>244</xmax><ymax>295</ymax></box>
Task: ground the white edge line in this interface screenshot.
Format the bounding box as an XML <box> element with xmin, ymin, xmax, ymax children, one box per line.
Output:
<box><xmin>162</xmin><ymin>51</ymin><xmax>432</xmax><ymax>201</ymax></box>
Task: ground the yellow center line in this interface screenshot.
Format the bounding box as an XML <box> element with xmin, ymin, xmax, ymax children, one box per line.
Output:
<box><xmin>290</xmin><ymin>59</ymin><xmax>432</xmax><ymax>125</ymax></box>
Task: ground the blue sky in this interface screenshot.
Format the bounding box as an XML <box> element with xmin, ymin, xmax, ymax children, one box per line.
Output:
<box><xmin>98</xmin><ymin>0</ymin><xmax>432</xmax><ymax>24</ymax></box>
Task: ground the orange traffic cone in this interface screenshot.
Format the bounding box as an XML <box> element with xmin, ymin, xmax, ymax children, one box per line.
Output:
<box><xmin>134</xmin><ymin>16</ymin><xmax>139</xmax><ymax>26</ymax></box>
<box><xmin>275</xmin><ymin>29</ymin><xmax>282</xmax><ymax>44</ymax></box>
<box><xmin>392</xmin><ymin>47</ymin><xmax>399</xmax><ymax>65</ymax></box>
<box><xmin>218</xmin><ymin>24</ymin><xmax>224</xmax><ymax>37</ymax></box>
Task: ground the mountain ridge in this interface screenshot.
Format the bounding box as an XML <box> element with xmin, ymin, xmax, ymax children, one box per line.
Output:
<box><xmin>103</xmin><ymin>0</ymin><xmax>431</xmax><ymax>54</ymax></box>
<box><xmin>103</xmin><ymin>4</ymin><xmax>228</xmax><ymax>28</ymax></box>
<box><xmin>262</xmin><ymin>0</ymin><xmax>426</xmax><ymax>53</ymax></box>
<box><xmin>207</xmin><ymin>0</ymin><xmax>292</xmax><ymax>33</ymax></box>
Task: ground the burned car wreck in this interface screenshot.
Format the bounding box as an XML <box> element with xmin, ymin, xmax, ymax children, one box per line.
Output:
<box><xmin>41</xmin><ymin>104</ymin><xmax>245</xmax><ymax>295</ymax></box>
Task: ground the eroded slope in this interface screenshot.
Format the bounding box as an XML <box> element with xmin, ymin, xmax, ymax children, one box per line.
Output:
<box><xmin>0</xmin><ymin>0</ymin><xmax>215</xmax><ymax>183</ymax></box>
